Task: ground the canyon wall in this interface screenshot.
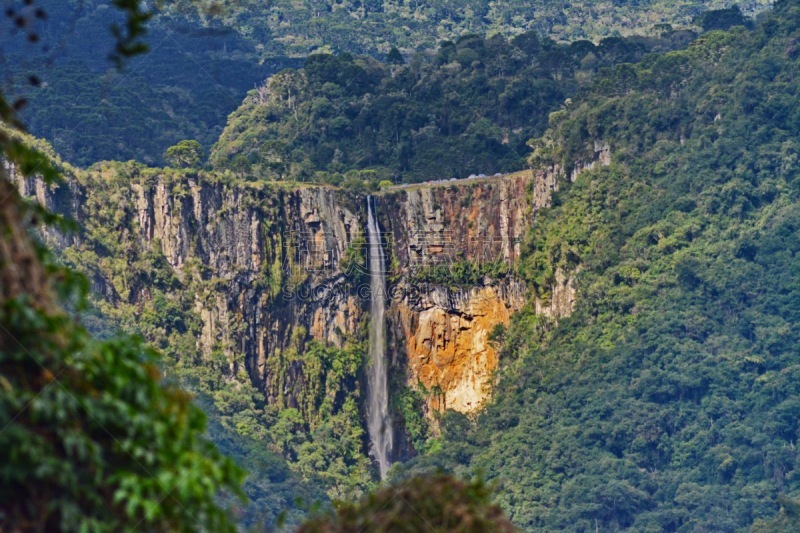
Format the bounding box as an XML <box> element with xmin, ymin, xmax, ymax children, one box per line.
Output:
<box><xmin>12</xmin><ymin>167</ymin><xmax>366</xmax><ymax>416</ymax></box>
<box><xmin>12</xmin><ymin>140</ymin><xmax>609</xmax><ymax>454</ymax></box>
<box><xmin>380</xmin><ymin>175</ymin><xmax>532</xmax><ymax>414</ymax></box>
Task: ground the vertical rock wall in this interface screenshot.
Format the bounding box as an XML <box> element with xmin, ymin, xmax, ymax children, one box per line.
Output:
<box><xmin>13</xmin><ymin>168</ymin><xmax>367</xmax><ymax>413</ymax></box>
<box><xmin>380</xmin><ymin>174</ymin><xmax>533</xmax><ymax>415</ymax></box>
<box><xmin>13</xmin><ymin>139</ymin><xmax>610</xmax><ymax>448</ymax></box>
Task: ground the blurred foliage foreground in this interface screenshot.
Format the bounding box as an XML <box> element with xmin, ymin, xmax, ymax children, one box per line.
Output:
<box><xmin>0</xmin><ymin>175</ymin><xmax>245</xmax><ymax>530</ymax></box>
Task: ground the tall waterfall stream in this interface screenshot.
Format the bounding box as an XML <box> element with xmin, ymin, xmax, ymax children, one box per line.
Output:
<box><xmin>366</xmin><ymin>196</ymin><xmax>393</xmax><ymax>479</ymax></box>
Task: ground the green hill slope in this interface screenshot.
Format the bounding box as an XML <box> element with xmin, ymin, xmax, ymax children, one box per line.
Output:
<box><xmin>210</xmin><ymin>30</ymin><xmax>695</xmax><ymax>184</ymax></box>
<box><xmin>169</xmin><ymin>0</ymin><xmax>772</xmax><ymax>56</ymax></box>
<box><xmin>3</xmin><ymin>2</ymin><xmax>772</xmax><ymax>168</ymax></box>
<box><xmin>401</xmin><ymin>1</ymin><xmax>800</xmax><ymax>530</ymax></box>
<box><xmin>3</xmin><ymin>0</ymin><xmax>301</xmax><ymax>166</ymax></box>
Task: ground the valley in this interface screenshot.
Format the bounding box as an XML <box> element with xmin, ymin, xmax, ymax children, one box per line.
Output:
<box><xmin>3</xmin><ymin>1</ymin><xmax>800</xmax><ymax>531</ymax></box>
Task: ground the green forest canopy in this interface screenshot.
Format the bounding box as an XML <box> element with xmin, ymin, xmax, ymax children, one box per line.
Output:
<box><xmin>167</xmin><ymin>0</ymin><xmax>773</xmax><ymax>56</ymax></box>
<box><xmin>9</xmin><ymin>0</ymin><xmax>800</xmax><ymax>530</ymax></box>
<box><xmin>2</xmin><ymin>1</ymin><xmax>773</xmax><ymax>168</ymax></box>
<box><xmin>401</xmin><ymin>0</ymin><xmax>800</xmax><ymax>530</ymax></box>
<box><xmin>210</xmin><ymin>29</ymin><xmax>697</xmax><ymax>184</ymax></box>
<box><xmin>3</xmin><ymin>0</ymin><xmax>302</xmax><ymax>166</ymax></box>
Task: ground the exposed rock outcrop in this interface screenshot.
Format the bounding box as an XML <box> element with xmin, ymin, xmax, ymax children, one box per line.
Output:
<box><xmin>380</xmin><ymin>173</ymin><xmax>533</xmax><ymax>415</ymax></box>
<box><xmin>13</xmin><ymin>139</ymin><xmax>610</xmax><ymax>451</ymax></box>
<box><xmin>392</xmin><ymin>281</ymin><xmax>526</xmax><ymax>414</ymax></box>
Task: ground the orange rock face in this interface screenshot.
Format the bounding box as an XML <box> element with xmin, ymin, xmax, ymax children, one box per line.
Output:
<box><xmin>381</xmin><ymin>174</ymin><xmax>535</xmax><ymax>415</ymax></box>
<box><xmin>377</xmin><ymin>174</ymin><xmax>533</xmax><ymax>414</ymax></box>
<box><xmin>381</xmin><ymin>159</ymin><xmax>602</xmax><ymax>417</ymax></box>
<box><xmin>400</xmin><ymin>284</ymin><xmax>524</xmax><ymax>414</ymax></box>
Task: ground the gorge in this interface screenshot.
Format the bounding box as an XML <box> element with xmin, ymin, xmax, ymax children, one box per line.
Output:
<box><xmin>9</xmin><ymin>2</ymin><xmax>800</xmax><ymax>529</ymax></box>
<box><xmin>10</xmin><ymin>138</ymin><xmax>608</xmax><ymax>483</ymax></box>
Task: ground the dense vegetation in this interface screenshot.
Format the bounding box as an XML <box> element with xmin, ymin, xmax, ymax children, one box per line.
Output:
<box><xmin>297</xmin><ymin>474</ymin><xmax>516</xmax><ymax>532</ymax></box>
<box><xmin>168</xmin><ymin>0</ymin><xmax>771</xmax><ymax>56</ymax></box>
<box><xmin>401</xmin><ymin>1</ymin><xmax>800</xmax><ymax>530</ymax></box>
<box><xmin>2</xmin><ymin>1</ymin><xmax>772</xmax><ymax>168</ymax></box>
<box><xmin>410</xmin><ymin>260</ymin><xmax>511</xmax><ymax>288</ymax></box>
<box><xmin>2</xmin><ymin>0</ymin><xmax>301</xmax><ymax>166</ymax></box>
<box><xmin>211</xmin><ymin>30</ymin><xmax>697</xmax><ymax>184</ymax></box>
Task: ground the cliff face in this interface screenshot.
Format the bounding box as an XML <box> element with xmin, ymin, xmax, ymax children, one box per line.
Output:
<box><xmin>380</xmin><ymin>174</ymin><xmax>532</xmax><ymax>414</ymax></box>
<box><xmin>383</xmin><ymin>174</ymin><xmax>531</xmax><ymax>268</ymax></box>
<box><xmin>13</xmin><ymin>167</ymin><xmax>367</xmax><ymax>416</ymax></box>
<box><xmin>127</xmin><ymin>180</ymin><xmax>369</xmax><ymax>413</ymax></box>
<box><xmin>13</xmin><ymin>144</ymin><xmax>607</xmax><ymax>455</ymax></box>
<box><xmin>391</xmin><ymin>283</ymin><xmax>526</xmax><ymax>413</ymax></box>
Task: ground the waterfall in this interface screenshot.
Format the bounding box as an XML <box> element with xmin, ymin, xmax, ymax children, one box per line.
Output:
<box><xmin>366</xmin><ymin>196</ymin><xmax>393</xmax><ymax>479</ymax></box>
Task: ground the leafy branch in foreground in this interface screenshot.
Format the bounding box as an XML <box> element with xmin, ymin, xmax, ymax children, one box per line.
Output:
<box><xmin>0</xmin><ymin>4</ymin><xmax>247</xmax><ymax>529</ymax></box>
<box><xmin>0</xmin><ymin>173</ymin><xmax>245</xmax><ymax>531</ymax></box>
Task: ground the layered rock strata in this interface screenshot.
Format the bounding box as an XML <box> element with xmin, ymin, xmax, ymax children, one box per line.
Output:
<box><xmin>13</xmin><ymin>141</ymin><xmax>608</xmax><ymax>438</ymax></box>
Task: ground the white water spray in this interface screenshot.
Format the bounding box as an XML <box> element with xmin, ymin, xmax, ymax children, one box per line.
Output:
<box><xmin>366</xmin><ymin>196</ymin><xmax>393</xmax><ymax>479</ymax></box>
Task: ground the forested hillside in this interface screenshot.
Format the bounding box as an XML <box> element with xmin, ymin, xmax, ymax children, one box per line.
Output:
<box><xmin>2</xmin><ymin>0</ymin><xmax>301</xmax><ymax>166</ymax></box>
<box><xmin>168</xmin><ymin>0</ymin><xmax>772</xmax><ymax>56</ymax></box>
<box><xmin>2</xmin><ymin>1</ymin><xmax>771</xmax><ymax>168</ymax></box>
<box><xmin>211</xmin><ymin>30</ymin><xmax>695</xmax><ymax>184</ymax></box>
<box><xmin>10</xmin><ymin>1</ymin><xmax>800</xmax><ymax>531</ymax></box>
<box><xmin>400</xmin><ymin>1</ymin><xmax>800</xmax><ymax>530</ymax></box>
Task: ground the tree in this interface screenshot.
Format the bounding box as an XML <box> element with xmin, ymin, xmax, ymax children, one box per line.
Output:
<box><xmin>694</xmin><ymin>6</ymin><xmax>752</xmax><ymax>32</ymax></box>
<box><xmin>752</xmin><ymin>495</ymin><xmax>800</xmax><ymax>532</ymax></box>
<box><xmin>386</xmin><ymin>46</ymin><xmax>405</xmax><ymax>65</ymax></box>
<box><xmin>164</xmin><ymin>139</ymin><xmax>205</xmax><ymax>169</ymax></box>
<box><xmin>297</xmin><ymin>475</ymin><xmax>515</xmax><ymax>532</ymax></box>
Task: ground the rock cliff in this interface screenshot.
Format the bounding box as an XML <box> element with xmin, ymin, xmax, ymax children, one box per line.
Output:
<box><xmin>379</xmin><ymin>174</ymin><xmax>532</xmax><ymax>415</ymax></box>
<box><xmin>13</xmin><ymin>142</ymin><xmax>607</xmax><ymax>456</ymax></box>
